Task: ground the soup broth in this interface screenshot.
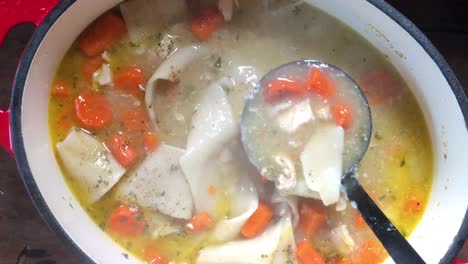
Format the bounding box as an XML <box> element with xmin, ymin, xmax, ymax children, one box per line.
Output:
<box><xmin>49</xmin><ymin>1</ymin><xmax>433</xmax><ymax>263</ymax></box>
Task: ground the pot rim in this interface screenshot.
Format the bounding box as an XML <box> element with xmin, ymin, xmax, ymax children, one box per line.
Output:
<box><xmin>9</xmin><ymin>0</ymin><xmax>468</xmax><ymax>263</ymax></box>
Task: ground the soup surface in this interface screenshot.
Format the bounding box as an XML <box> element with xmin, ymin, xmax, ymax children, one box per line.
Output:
<box><xmin>49</xmin><ymin>0</ymin><xmax>433</xmax><ymax>263</ymax></box>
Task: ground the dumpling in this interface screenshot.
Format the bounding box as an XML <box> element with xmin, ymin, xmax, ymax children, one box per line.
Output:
<box><xmin>272</xmin><ymin>216</ymin><xmax>299</xmax><ymax>264</ymax></box>
<box><xmin>116</xmin><ymin>144</ymin><xmax>193</xmax><ymax>219</ymax></box>
<box><xmin>211</xmin><ymin>147</ymin><xmax>258</xmax><ymax>242</ymax></box>
<box><xmin>179</xmin><ymin>78</ymin><xmax>239</xmax><ymax>216</ymax></box>
<box><xmin>300</xmin><ymin>124</ymin><xmax>344</xmax><ymax>206</ymax></box>
<box><xmin>197</xmin><ymin>216</ymin><xmax>297</xmax><ymax>264</ymax></box>
<box><xmin>56</xmin><ymin>128</ymin><xmax>126</xmax><ymax>202</ymax></box>
<box><xmin>145</xmin><ymin>45</ymin><xmax>209</xmax><ymax>131</ymax></box>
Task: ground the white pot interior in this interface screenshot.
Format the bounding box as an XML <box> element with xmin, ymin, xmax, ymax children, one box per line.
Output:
<box><xmin>19</xmin><ymin>0</ymin><xmax>468</xmax><ymax>263</ymax></box>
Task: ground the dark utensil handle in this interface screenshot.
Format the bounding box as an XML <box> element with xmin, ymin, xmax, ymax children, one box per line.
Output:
<box><xmin>342</xmin><ymin>171</ymin><xmax>426</xmax><ymax>264</ymax></box>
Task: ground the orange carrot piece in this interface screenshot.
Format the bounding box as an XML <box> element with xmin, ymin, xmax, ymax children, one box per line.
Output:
<box><xmin>296</xmin><ymin>240</ymin><xmax>326</xmax><ymax>264</ymax></box>
<box><xmin>190</xmin><ymin>7</ymin><xmax>224</xmax><ymax>41</ymax></box>
<box><xmin>299</xmin><ymin>201</ymin><xmax>327</xmax><ymax>238</ymax></box>
<box><xmin>404</xmin><ymin>199</ymin><xmax>423</xmax><ymax>213</ymax></box>
<box><xmin>79</xmin><ymin>12</ymin><xmax>126</xmax><ymax>57</ymax></box>
<box><xmin>121</xmin><ymin>107</ymin><xmax>150</xmax><ymax>133</ymax></box>
<box><xmin>241</xmin><ymin>202</ymin><xmax>273</xmax><ymax>238</ymax></box>
<box><xmin>143</xmin><ymin>132</ymin><xmax>160</xmax><ymax>153</ymax></box>
<box><xmin>208</xmin><ymin>185</ymin><xmax>217</xmax><ymax>196</ymax></box>
<box><xmin>106</xmin><ymin>134</ymin><xmax>140</xmax><ymax>168</ymax></box>
<box><xmin>107</xmin><ymin>204</ymin><xmax>146</xmax><ymax>237</ymax></box>
<box><xmin>332</xmin><ymin>104</ymin><xmax>352</xmax><ymax>129</ymax></box>
<box><xmin>114</xmin><ymin>66</ymin><xmax>146</xmax><ymax>95</ymax></box>
<box><xmin>81</xmin><ymin>56</ymin><xmax>104</xmax><ymax>83</ymax></box>
<box><xmin>143</xmin><ymin>245</ymin><xmax>169</xmax><ymax>264</ymax></box>
<box><xmin>306</xmin><ymin>68</ymin><xmax>336</xmax><ymax>99</ymax></box>
<box><xmin>75</xmin><ymin>90</ymin><xmax>113</xmax><ymax>130</ymax></box>
<box><xmin>351</xmin><ymin>240</ymin><xmax>386</xmax><ymax>264</ymax></box>
<box><xmin>52</xmin><ymin>80</ymin><xmax>72</xmax><ymax>98</ymax></box>
<box><xmin>264</xmin><ymin>79</ymin><xmax>306</xmax><ymax>104</ymax></box>
<box><xmin>353</xmin><ymin>210</ymin><xmax>366</xmax><ymax>229</ymax></box>
<box><xmin>185</xmin><ymin>212</ymin><xmax>213</xmax><ymax>234</ymax></box>
<box><xmin>330</xmin><ymin>259</ymin><xmax>350</xmax><ymax>264</ymax></box>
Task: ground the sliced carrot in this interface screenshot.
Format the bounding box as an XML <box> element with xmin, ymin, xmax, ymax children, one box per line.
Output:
<box><xmin>241</xmin><ymin>201</ymin><xmax>273</xmax><ymax>238</ymax></box>
<box><xmin>332</xmin><ymin>104</ymin><xmax>352</xmax><ymax>129</ymax></box>
<box><xmin>208</xmin><ymin>185</ymin><xmax>217</xmax><ymax>196</ymax></box>
<box><xmin>404</xmin><ymin>199</ymin><xmax>423</xmax><ymax>213</ymax></box>
<box><xmin>353</xmin><ymin>210</ymin><xmax>366</xmax><ymax>229</ymax></box>
<box><xmin>350</xmin><ymin>240</ymin><xmax>386</xmax><ymax>264</ymax></box>
<box><xmin>306</xmin><ymin>68</ymin><xmax>336</xmax><ymax>99</ymax></box>
<box><xmin>75</xmin><ymin>90</ymin><xmax>113</xmax><ymax>130</ymax></box>
<box><xmin>264</xmin><ymin>79</ymin><xmax>306</xmax><ymax>104</ymax></box>
<box><xmin>359</xmin><ymin>70</ymin><xmax>400</xmax><ymax>106</ymax></box>
<box><xmin>106</xmin><ymin>134</ymin><xmax>140</xmax><ymax>168</ymax></box>
<box><xmin>81</xmin><ymin>56</ymin><xmax>104</xmax><ymax>83</ymax></box>
<box><xmin>299</xmin><ymin>200</ymin><xmax>327</xmax><ymax>238</ymax></box>
<box><xmin>52</xmin><ymin>80</ymin><xmax>72</xmax><ymax>98</ymax></box>
<box><xmin>121</xmin><ymin>107</ymin><xmax>150</xmax><ymax>133</ymax></box>
<box><xmin>190</xmin><ymin>7</ymin><xmax>224</xmax><ymax>41</ymax></box>
<box><xmin>143</xmin><ymin>132</ymin><xmax>160</xmax><ymax>153</ymax></box>
<box><xmin>107</xmin><ymin>204</ymin><xmax>146</xmax><ymax>237</ymax></box>
<box><xmin>185</xmin><ymin>212</ymin><xmax>213</xmax><ymax>234</ymax></box>
<box><xmin>296</xmin><ymin>240</ymin><xmax>325</xmax><ymax>264</ymax></box>
<box><xmin>330</xmin><ymin>259</ymin><xmax>350</xmax><ymax>264</ymax></box>
<box><xmin>143</xmin><ymin>245</ymin><xmax>169</xmax><ymax>264</ymax></box>
<box><xmin>114</xmin><ymin>66</ymin><xmax>146</xmax><ymax>95</ymax></box>
<box><xmin>79</xmin><ymin>12</ymin><xmax>126</xmax><ymax>57</ymax></box>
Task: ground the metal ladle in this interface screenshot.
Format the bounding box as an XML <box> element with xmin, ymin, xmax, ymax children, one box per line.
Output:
<box><xmin>240</xmin><ymin>60</ymin><xmax>426</xmax><ymax>264</ymax></box>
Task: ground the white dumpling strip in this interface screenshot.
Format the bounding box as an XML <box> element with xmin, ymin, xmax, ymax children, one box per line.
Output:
<box><xmin>197</xmin><ymin>216</ymin><xmax>295</xmax><ymax>264</ymax></box>
<box><xmin>120</xmin><ymin>0</ymin><xmax>187</xmax><ymax>42</ymax></box>
<box><xmin>211</xmin><ymin>170</ymin><xmax>258</xmax><ymax>242</ymax></box>
<box><xmin>286</xmin><ymin>178</ymin><xmax>321</xmax><ymax>200</ymax></box>
<box><xmin>145</xmin><ymin>45</ymin><xmax>209</xmax><ymax>128</ymax></box>
<box><xmin>179</xmin><ymin>78</ymin><xmax>239</xmax><ymax>216</ymax></box>
<box><xmin>272</xmin><ymin>216</ymin><xmax>299</xmax><ymax>264</ymax></box>
<box><xmin>116</xmin><ymin>144</ymin><xmax>193</xmax><ymax>219</ymax></box>
<box><xmin>56</xmin><ymin>128</ymin><xmax>126</xmax><ymax>202</ymax></box>
<box><xmin>301</xmin><ymin>124</ymin><xmax>344</xmax><ymax>205</ymax></box>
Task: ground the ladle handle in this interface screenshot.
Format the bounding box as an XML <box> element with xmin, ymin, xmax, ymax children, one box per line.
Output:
<box><xmin>342</xmin><ymin>171</ymin><xmax>426</xmax><ymax>264</ymax></box>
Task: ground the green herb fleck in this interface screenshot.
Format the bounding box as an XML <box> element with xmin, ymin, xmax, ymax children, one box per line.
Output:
<box><xmin>125</xmin><ymin>241</ymin><xmax>133</xmax><ymax>250</ymax></box>
<box><xmin>400</xmin><ymin>158</ymin><xmax>406</xmax><ymax>167</ymax></box>
<box><xmin>374</xmin><ymin>132</ymin><xmax>383</xmax><ymax>140</ymax></box>
<box><xmin>99</xmin><ymin>222</ymin><xmax>106</xmax><ymax>230</ymax></box>
<box><xmin>129</xmin><ymin>41</ymin><xmax>140</xmax><ymax>48</ymax></box>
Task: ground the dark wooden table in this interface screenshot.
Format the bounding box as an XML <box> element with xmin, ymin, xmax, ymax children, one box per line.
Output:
<box><xmin>0</xmin><ymin>1</ymin><xmax>467</xmax><ymax>263</ymax></box>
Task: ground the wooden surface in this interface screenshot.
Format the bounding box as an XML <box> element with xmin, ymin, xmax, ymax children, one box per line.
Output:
<box><xmin>0</xmin><ymin>1</ymin><xmax>467</xmax><ymax>263</ymax></box>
